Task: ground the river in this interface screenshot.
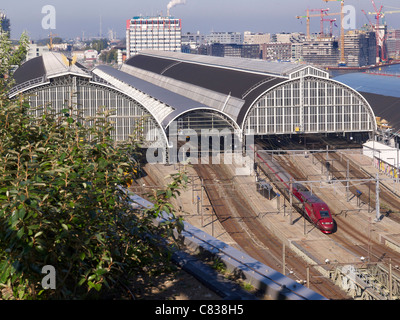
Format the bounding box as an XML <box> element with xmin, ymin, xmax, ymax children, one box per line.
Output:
<box><xmin>331</xmin><ymin>62</ymin><xmax>400</xmax><ymax>78</ymax></box>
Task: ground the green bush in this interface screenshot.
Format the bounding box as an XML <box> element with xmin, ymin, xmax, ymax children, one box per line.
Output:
<box><xmin>0</xmin><ymin>33</ymin><xmax>186</xmax><ymax>300</ymax></box>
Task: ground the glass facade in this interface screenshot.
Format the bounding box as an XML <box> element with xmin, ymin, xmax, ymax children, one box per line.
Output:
<box><xmin>244</xmin><ymin>77</ymin><xmax>375</xmax><ymax>135</ymax></box>
<box><xmin>26</xmin><ymin>76</ymin><xmax>164</xmax><ymax>145</ymax></box>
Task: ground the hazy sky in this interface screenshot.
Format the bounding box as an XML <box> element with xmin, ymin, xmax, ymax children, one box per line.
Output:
<box><xmin>3</xmin><ymin>0</ymin><xmax>400</xmax><ymax>40</ymax></box>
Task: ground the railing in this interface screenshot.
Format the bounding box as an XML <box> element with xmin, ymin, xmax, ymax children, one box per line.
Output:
<box><xmin>8</xmin><ymin>76</ymin><xmax>47</xmax><ymax>98</ymax></box>
<box><xmin>241</xmin><ymin>77</ymin><xmax>277</xmax><ymax>99</ymax></box>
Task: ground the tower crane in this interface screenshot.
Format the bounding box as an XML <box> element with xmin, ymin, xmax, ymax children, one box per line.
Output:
<box><xmin>365</xmin><ymin>1</ymin><xmax>400</xmax><ymax>63</ymax></box>
<box><xmin>311</xmin><ymin>8</ymin><xmax>330</xmax><ymax>38</ymax></box>
<box><xmin>47</xmin><ymin>32</ymin><xmax>58</xmax><ymax>51</ymax></box>
<box><xmin>323</xmin><ymin>0</ymin><xmax>346</xmax><ymax>66</ymax></box>
<box><xmin>296</xmin><ymin>9</ymin><xmax>340</xmax><ymax>40</ymax></box>
<box><xmin>323</xmin><ymin>18</ymin><xmax>338</xmax><ymax>37</ymax></box>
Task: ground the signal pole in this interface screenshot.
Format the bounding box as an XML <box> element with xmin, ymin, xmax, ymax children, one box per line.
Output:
<box><xmin>375</xmin><ymin>173</ymin><xmax>380</xmax><ymax>222</ymax></box>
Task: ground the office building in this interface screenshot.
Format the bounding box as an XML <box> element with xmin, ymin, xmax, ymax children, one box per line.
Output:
<box><xmin>126</xmin><ymin>16</ymin><xmax>182</xmax><ymax>58</ymax></box>
<box><xmin>275</xmin><ymin>32</ymin><xmax>304</xmax><ymax>43</ymax></box>
<box><xmin>261</xmin><ymin>43</ymin><xmax>292</xmax><ymax>61</ymax></box>
<box><xmin>344</xmin><ymin>30</ymin><xmax>376</xmax><ymax>67</ymax></box>
<box><xmin>243</xmin><ymin>32</ymin><xmax>271</xmax><ymax>45</ymax></box>
<box><xmin>302</xmin><ymin>39</ymin><xmax>340</xmax><ymax>66</ymax></box>
<box><xmin>206</xmin><ymin>43</ymin><xmax>260</xmax><ymax>59</ymax></box>
<box><xmin>205</xmin><ymin>32</ymin><xmax>243</xmax><ymax>45</ymax></box>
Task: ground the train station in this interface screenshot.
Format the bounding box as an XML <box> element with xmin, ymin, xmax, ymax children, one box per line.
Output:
<box><xmin>10</xmin><ymin>51</ymin><xmax>400</xmax><ymax>300</ymax></box>
<box><xmin>11</xmin><ymin>50</ymin><xmax>380</xmax><ymax>153</ymax></box>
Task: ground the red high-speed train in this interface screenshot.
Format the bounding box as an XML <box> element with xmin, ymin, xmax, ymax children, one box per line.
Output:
<box><xmin>255</xmin><ymin>149</ymin><xmax>334</xmax><ymax>234</ymax></box>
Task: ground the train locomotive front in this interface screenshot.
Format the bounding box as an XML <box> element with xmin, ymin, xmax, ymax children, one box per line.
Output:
<box><xmin>255</xmin><ymin>149</ymin><xmax>335</xmax><ymax>234</ymax></box>
<box><xmin>298</xmin><ymin>189</ymin><xmax>334</xmax><ymax>234</ymax></box>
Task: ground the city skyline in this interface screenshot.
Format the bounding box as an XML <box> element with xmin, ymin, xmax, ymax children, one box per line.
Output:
<box><xmin>3</xmin><ymin>0</ymin><xmax>400</xmax><ymax>40</ymax></box>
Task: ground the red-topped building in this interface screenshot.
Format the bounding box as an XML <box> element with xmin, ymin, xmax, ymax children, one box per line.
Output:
<box><xmin>126</xmin><ymin>16</ymin><xmax>182</xmax><ymax>58</ymax></box>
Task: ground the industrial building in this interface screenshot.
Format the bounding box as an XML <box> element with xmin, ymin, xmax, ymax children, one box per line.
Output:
<box><xmin>10</xmin><ymin>50</ymin><xmax>378</xmax><ymax>161</ymax></box>
<box><xmin>126</xmin><ymin>16</ymin><xmax>182</xmax><ymax>58</ymax></box>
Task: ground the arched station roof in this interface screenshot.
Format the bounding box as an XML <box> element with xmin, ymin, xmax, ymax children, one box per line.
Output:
<box><xmin>10</xmin><ymin>51</ymin><xmax>377</xmax><ymax>146</ymax></box>
<box><xmin>124</xmin><ymin>50</ymin><xmax>300</xmax><ymax>128</ymax></box>
<box><xmin>123</xmin><ymin>50</ymin><xmax>376</xmax><ymax>136</ymax></box>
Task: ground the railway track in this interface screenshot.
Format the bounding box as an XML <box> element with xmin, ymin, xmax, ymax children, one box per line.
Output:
<box><xmin>273</xmin><ymin>152</ymin><xmax>400</xmax><ymax>271</ymax></box>
<box><xmin>192</xmin><ymin>161</ymin><xmax>348</xmax><ymax>299</ymax></box>
<box><xmin>313</xmin><ymin>151</ymin><xmax>400</xmax><ymax>222</ymax></box>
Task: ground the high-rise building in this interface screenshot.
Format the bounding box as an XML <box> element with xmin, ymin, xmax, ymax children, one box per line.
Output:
<box><xmin>344</xmin><ymin>30</ymin><xmax>376</xmax><ymax>67</ymax></box>
<box><xmin>0</xmin><ymin>11</ymin><xmax>11</xmax><ymax>37</ymax></box>
<box><xmin>126</xmin><ymin>16</ymin><xmax>182</xmax><ymax>58</ymax></box>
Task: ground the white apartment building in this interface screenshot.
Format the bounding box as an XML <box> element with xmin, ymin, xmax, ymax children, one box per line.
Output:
<box><xmin>243</xmin><ymin>32</ymin><xmax>271</xmax><ymax>45</ymax></box>
<box><xmin>26</xmin><ymin>43</ymin><xmax>50</xmax><ymax>61</ymax></box>
<box><xmin>126</xmin><ymin>16</ymin><xmax>182</xmax><ymax>58</ymax></box>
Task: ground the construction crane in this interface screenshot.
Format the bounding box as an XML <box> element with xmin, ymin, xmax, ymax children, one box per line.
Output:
<box><xmin>311</xmin><ymin>8</ymin><xmax>330</xmax><ymax>38</ymax></box>
<box><xmin>368</xmin><ymin>0</ymin><xmax>386</xmax><ymax>63</ymax></box>
<box><xmin>364</xmin><ymin>1</ymin><xmax>400</xmax><ymax>63</ymax></box>
<box><xmin>47</xmin><ymin>32</ymin><xmax>58</xmax><ymax>51</ymax></box>
<box><xmin>323</xmin><ymin>18</ymin><xmax>338</xmax><ymax>37</ymax></box>
<box><xmin>296</xmin><ymin>9</ymin><xmax>340</xmax><ymax>40</ymax></box>
<box><xmin>323</xmin><ymin>0</ymin><xmax>346</xmax><ymax>66</ymax></box>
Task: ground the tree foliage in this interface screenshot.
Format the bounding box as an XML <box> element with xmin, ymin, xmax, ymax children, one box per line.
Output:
<box><xmin>100</xmin><ymin>48</ymin><xmax>118</xmax><ymax>64</ymax></box>
<box><xmin>0</xmin><ymin>34</ymin><xmax>187</xmax><ymax>300</ymax></box>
